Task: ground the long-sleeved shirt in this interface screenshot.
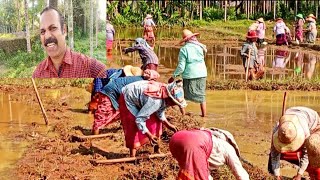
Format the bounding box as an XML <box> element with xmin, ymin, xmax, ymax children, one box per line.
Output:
<box><xmin>142</xmin><ymin>18</ymin><xmax>156</xmax><ymax>27</ymax></box>
<box><xmin>173</xmin><ymin>42</ymin><xmax>207</xmax><ymax>79</ymax></box>
<box><xmin>307</xmin><ymin>21</ymin><xmax>317</xmax><ymax>34</ymax></box>
<box><xmin>270</xmin><ymin>106</ymin><xmax>320</xmax><ymax>176</ymax></box>
<box><xmin>124</xmin><ymin>45</ymin><xmax>159</xmax><ymax>69</ymax></box>
<box><xmin>106</xmin><ymin>23</ymin><xmax>115</xmax><ymax>41</ymax></box>
<box><xmin>207</xmin><ymin>130</ymin><xmax>250</xmax><ymax>180</ymax></box>
<box><xmin>257</xmin><ymin>22</ymin><xmax>266</xmax><ymax>39</ymax></box>
<box><xmin>240</xmin><ymin>42</ymin><xmax>258</xmax><ymax>68</ymax></box>
<box><xmin>122</xmin><ymin>80</ymin><xmax>166</xmax><ymax>134</ymax></box>
<box><xmin>274</xmin><ymin>21</ymin><xmax>290</xmax><ymax>35</ymax></box>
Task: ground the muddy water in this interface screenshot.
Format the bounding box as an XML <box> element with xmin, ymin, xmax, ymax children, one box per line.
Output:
<box><xmin>186</xmin><ymin>90</ymin><xmax>320</xmax><ymax>177</ymax></box>
<box><xmin>0</xmin><ymin>92</ymin><xmax>44</xmax><ymax>177</ymax></box>
<box><xmin>116</xmin><ymin>28</ymin><xmax>320</xmax><ymax>81</ymax></box>
<box><xmin>0</xmin><ymin>87</ymin><xmax>92</xmax><ymax>178</ymax></box>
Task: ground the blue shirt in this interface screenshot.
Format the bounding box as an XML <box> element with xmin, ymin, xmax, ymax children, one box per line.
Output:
<box><xmin>100</xmin><ymin>76</ymin><xmax>144</xmax><ymax>110</ymax></box>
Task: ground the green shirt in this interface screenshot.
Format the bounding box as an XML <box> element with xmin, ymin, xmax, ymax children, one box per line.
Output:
<box><xmin>173</xmin><ymin>43</ymin><xmax>207</xmax><ymax>79</ymax></box>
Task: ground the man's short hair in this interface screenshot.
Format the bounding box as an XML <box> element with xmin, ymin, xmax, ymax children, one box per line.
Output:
<box><xmin>40</xmin><ymin>6</ymin><xmax>65</xmax><ymax>33</ymax></box>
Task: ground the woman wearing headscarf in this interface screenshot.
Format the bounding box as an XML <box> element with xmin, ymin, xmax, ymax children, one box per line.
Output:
<box><xmin>256</xmin><ymin>17</ymin><xmax>267</xmax><ymax>46</ymax></box>
<box><xmin>268</xmin><ymin>106</ymin><xmax>320</xmax><ymax>180</ymax></box>
<box><xmin>295</xmin><ymin>14</ymin><xmax>305</xmax><ymax>44</ymax></box>
<box><xmin>169</xmin><ymin>29</ymin><xmax>208</xmax><ymax>117</ymax></box>
<box><xmin>106</xmin><ymin>18</ymin><xmax>115</xmax><ymax>56</ymax></box>
<box><xmin>142</xmin><ymin>14</ymin><xmax>156</xmax><ymax>46</ymax></box>
<box><xmin>119</xmin><ymin>80</ymin><xmax>187</xmax><ymax>157</ymax></box>
<box><xmin>123</xmin><ymin>38</ymin><xmax>159</xmax><ymax>71</ymax></box>
<box><xmin>240</xmin><ymin>31</ymin><xmax>262</xmax><ymax>80</ymax></box>
<box><xmin>169</xmin><ymin>128</ymin><xmax>249</xmax><ymax>180</ymax></box>
<box><xmin>273</xmin><ymin>18</ymin><xmax>290</xmax><ymax>46</ymax></box>
<box><xmin>306</xmin><ymin>14</ymin><xmax>317</xmax><ymax>44</ymax></box>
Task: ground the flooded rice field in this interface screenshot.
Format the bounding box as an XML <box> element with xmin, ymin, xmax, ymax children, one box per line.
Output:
<box><xmin>113</xmin><ymin>28</ymin><xmax>320</xmax><ymax>81</ymax></box>
<box><xmin>0</xmin><ymin>92</ymin><xmax>44</xmax><ymax>177</ymax></box>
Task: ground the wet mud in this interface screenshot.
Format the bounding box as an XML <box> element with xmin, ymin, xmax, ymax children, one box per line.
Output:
<box><xmin>0</xmin><ymin>82</ymin><xmax>277</xmax><ymax>179</ymax></box>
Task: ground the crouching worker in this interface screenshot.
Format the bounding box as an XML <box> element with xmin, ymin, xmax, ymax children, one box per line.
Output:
<box><xmin>92</xmin><ymin>66</ymin><xmax>145</xmax><ymax>135</ymax></box>
<box><xmin>119</xmin><ymin>79</ymin><xmax>187</xmax><ymax>157</ymax></box>
<box><xmin>241</xmin><ymin>31</ymin><xmax>264</xmax><ymax>80</ymax></box>
<box><xmin>169</xmin><ymin>128</ymin><xmax>250</xmax><ymax>180</ymax></box>
<box><xmin>268</xmin><ymin>106</ymin><xmax>320</xmax><ymax>180</ymax></box>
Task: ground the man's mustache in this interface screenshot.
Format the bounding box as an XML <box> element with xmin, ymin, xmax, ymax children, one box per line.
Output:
<box><xmin>44</xmin><ymin>37</ymin><xmax>58</xmax><ymax>46</ymax></box>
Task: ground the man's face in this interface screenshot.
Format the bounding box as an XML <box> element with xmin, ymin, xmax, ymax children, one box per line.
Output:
<box><xmin>40</xmin><ymin>10</ymin><xmax>67</xmax><ymax>59</ymax></box>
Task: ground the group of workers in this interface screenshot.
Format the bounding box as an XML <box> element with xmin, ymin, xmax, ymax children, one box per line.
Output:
<box><xmin>102</xmin><ymin>14</ymin><xmax>320</xmax><ymax>179</ymax></box>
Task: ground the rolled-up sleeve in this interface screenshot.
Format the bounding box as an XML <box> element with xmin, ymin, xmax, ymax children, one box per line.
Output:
<box><xmin>135</xmin><ymin>97</ymin><xmax>163</xmax><ymax>134</ymax></box>
<box><xmin>223</xmin><ymin>141</ymin><xmax>250</xmax><ymax>180</ymax></box>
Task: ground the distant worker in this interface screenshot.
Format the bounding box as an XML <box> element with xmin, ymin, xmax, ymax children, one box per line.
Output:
<box><xmin>106</xmin><ymin>17</ymin><xmax>115</xmax><ymax>56</ymax></box>
<box><xmin>295</xmin><ymin>14</ymin><xmax>305</xmax><ymax>45</ymax></box>
<box><xmin>306</xmin><ymin>14</ymin><xmax>317</xmax><ymax>44</ymax></box>
<box><xmin>273</xmin><ymin>17</ymin><xmax>290</xmax><ymax>46</ymax></box>
<box><xmin>256</xmin><ymin>18</ymin><xmax>267</xmax><ymax>46</ymax></box>
<box><xmin>123</xmin><ymin>38</ymin><xmax>159</xmax><ymax>71</ymax></box>
<box><xmin>142</xmin><ymin>14</ymin><xmax>156</xmax><ymax>47</ymax></box>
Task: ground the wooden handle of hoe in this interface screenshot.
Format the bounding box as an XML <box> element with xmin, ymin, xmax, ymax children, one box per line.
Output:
<box><xmin>245</xmin><ymin>48</ymin><xmax>252</xmax><ymax>82</ymax></box>
<box><xmin>282</xmin><ymin>92</ymin><xmax>287</xmax><ymax>116</ymax></box>
<box><xmin>31</xmin><ymin>78</ymin><xmax>48</xmax><ymax>125</ymax></box>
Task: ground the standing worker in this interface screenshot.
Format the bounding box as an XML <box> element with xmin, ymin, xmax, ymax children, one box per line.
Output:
<box><xmin>295</xmin><ymin>14</ymin><xmax>305</xmax><ymax>45</ymax></box>
<box><xmin>142</xmin><ymin>14</ymin><xmax>156</xmax><ymax>48</ymax></box>
<box><xmin>169</xmin><ymin>29</ymin><xmax>208</xmax><ymax>117</ymax></box>
<box><xmin>106</xmin><ymin>17</ymin><xmax>115</xmax><ymax>56</ymax></box>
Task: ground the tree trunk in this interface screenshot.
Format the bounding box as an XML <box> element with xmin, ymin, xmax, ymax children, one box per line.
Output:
<box><xmin>273</xmin><ymin>0</ymin><xmax>276</xmax><ymax>20</ymax></box>
<box><xmin>89</xmin><ymin>0</ymin><xmax>94</xmax><ymax>57</ymax></box>
<box><xmin>84</xmin><ymin>0</ymin><xmax>87</xmax><ymax>34</ymax></box>
<box><xmin>95</xmin><ymin>0</ymin><xmax>99</xmax><ymax>48</ymax></box>
<box><xmin>199</xmin><ymin>0</ymin><xmax>202</xmax><ymax>20</ymax></box>
<box><xmin>67</xmin><ymin>0</ymin><xmax>74</xmax><ymax>50</ymax></box>
<box><xmin>24</xmin><ymin>0</ymin><xmax>31</xmax><ymax>53</ymax></box>
<box><xmin>49</xmin><ymin>0</ymin><xmax>58</xmax><ymax>8</ymax></box>
<box><xmin>224</xmin><ymin>0</ymin><xmax>227</xmax><ymax>22</ymax></box>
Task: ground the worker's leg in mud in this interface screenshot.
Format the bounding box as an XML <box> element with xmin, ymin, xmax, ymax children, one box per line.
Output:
<box><xmin>130</xmin><ymin>148</ymin><xmax>137</xmax><ymax>157</ymax></box>
<box><xmin>249</xmin><ymin>68</ymin><xmax>257</xmax><ymax>80</ymax></box>
<box><xmin>200</xmin><ymin>102</ymin><xmax>207</xmax><ymax>117</ymax></box>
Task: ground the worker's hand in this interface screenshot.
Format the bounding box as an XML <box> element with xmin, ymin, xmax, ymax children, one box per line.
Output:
<box><xmin>163</xmin><ymin>120</ymin><xmax>178</xmax><ymax>133</ymax></box>
<box><xmin>168</xmin><ymin>77</ymin><xmax>175</xmax><ymax>83</ymax></box>
<box><xmin>275</xmin><ymin>176</ymin><xmax>282</xmax><ymax>180</ymax></box>
<box><xmin>292</xmin><ymin>174</ymin><xmax>302</xmax><ymax>180</ymax></box>
<box><xmin>122</xmin><ymin>48</ymin><xmax>127</xmax><ymax>54</ymax></box>
<box><xmin>146</xmin><ymin>132</ymin><xmax>159</xmax><ymax>145</ymax></box>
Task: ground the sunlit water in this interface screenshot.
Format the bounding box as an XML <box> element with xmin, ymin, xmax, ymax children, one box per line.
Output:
<box><xmin>0</xmin><ymin>87</ymin><xmax>92</xmax><ymax>178</ymax></box>
<box><xmin>0</xmin><ymin>92</ymin><xmax>44</xmax><ymax>177</ymax></box>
